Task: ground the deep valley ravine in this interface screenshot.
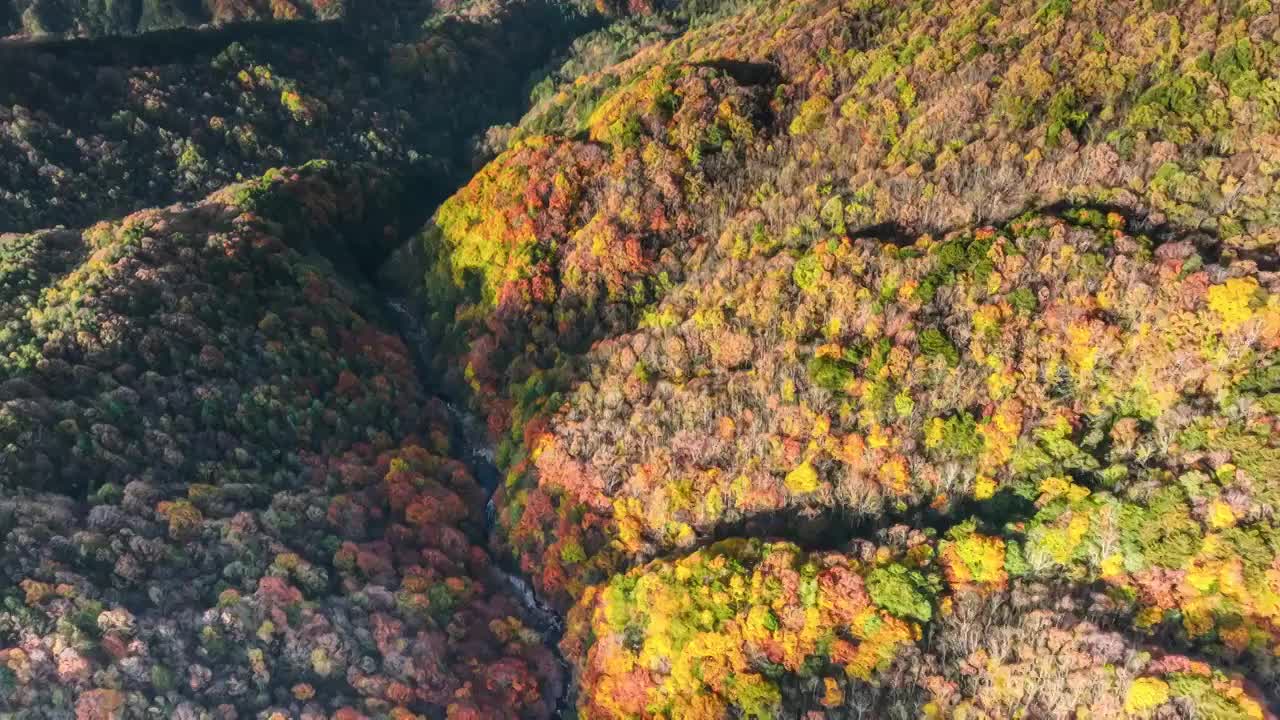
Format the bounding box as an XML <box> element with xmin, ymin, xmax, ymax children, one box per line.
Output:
<box><xmin>381</xmin><ymin>293</ymin><xmax>576</xmax><ymax>717</ymax></box>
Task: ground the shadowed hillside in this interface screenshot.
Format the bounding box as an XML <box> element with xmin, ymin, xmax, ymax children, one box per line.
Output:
<box><xmin>0</xmin><ymin>0</ymin><xmax>594</xmax><ymax>232</ymax></box>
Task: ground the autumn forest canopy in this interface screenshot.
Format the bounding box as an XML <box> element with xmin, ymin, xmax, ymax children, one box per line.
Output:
<box><xmin>1</xmin><ymin>0</ymin><xmax>1279</xmax><ymax>718</ymax></box>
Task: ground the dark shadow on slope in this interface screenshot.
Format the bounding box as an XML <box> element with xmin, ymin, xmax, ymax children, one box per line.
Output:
<box><xmin>857</xmin><ymin>220</ymin><xmax>917</xmax><ymax>246</ymax></box>
<box><xmin>688</xmin><ymin>486</ymin><xmax>1037</xmax><ymax>558</ymax></box>
<box><xmin>847</xmin><ymin>199</ymin><xmax>1224</xmax><ymax>254</ymax></box>
<box><xmin>692</xmin><ymin>58</ymin><xmax>781</xmax><ymax>86</ymax></box>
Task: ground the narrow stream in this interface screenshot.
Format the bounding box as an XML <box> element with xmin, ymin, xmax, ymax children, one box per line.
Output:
<box><xmin>382</xmin><ymin>295</ymin><xmax>575</xmax><ymax>717</ymax></box>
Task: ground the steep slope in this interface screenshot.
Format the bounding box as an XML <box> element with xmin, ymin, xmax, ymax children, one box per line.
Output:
<box><xmin>0</xmin><ymin>164</ymin><xmax>564</xmax><ymax>718</ymax></box>
<box><xmin>394</xmin><ymin>0</ymin><xmax>1280</xmax><ymax>716</ymax></box>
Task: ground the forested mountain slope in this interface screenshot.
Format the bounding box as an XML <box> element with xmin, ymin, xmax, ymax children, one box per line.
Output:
<box><xmin>0</xmin><ymin>0</ymin><xmax>588</xmax><ymax>231</ymax></box>
<box><xmin>0</xmin><ymin>164</ymin><xmax>567</xmax><ymax>718</ymax></box>
<box><xmin>399</xmin><ymin>0</ymin><xmax>1280</xmax><ymax>716</ymax></box>
<box><xmin>0</xmin><ymin>0</ymin><xmax>1278</xmax><ymax>718</ymax></box>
